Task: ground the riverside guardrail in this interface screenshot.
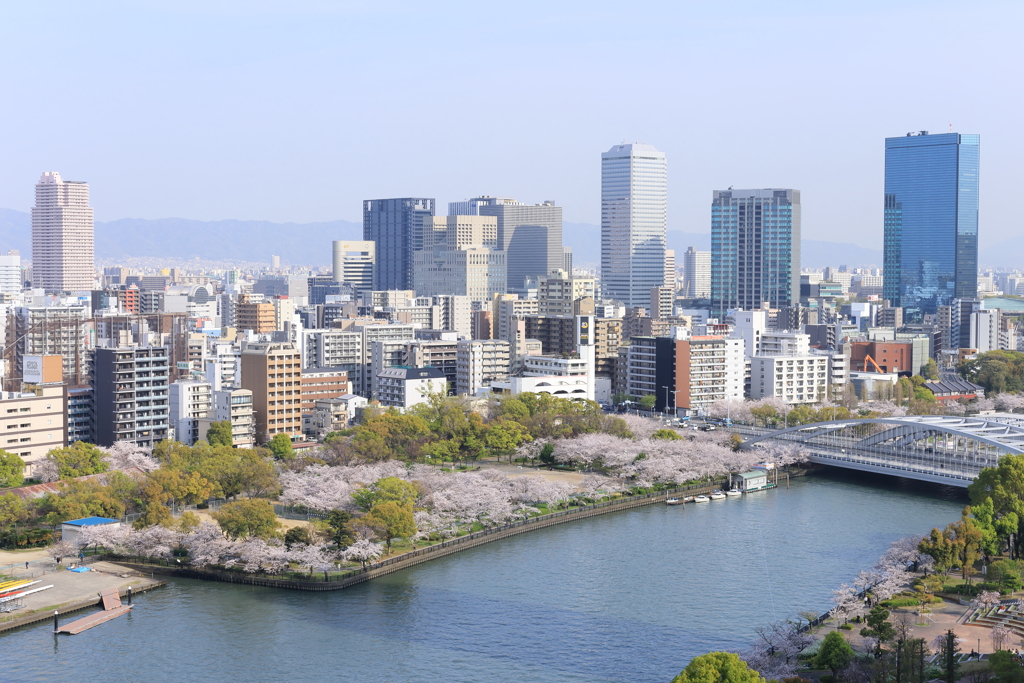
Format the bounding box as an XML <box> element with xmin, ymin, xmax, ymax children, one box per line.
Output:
<box><xmin>107</xmin><ymin>478</ymin><xmax>730</xmax><ymax>592</ymax></box>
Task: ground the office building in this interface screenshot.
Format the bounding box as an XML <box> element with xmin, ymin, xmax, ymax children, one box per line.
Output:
<box><xmin>0</xmin><ymin>383</ymin><xmax>68</xmax><ymax>477</ymax></box>
<box><xmin>331</xmin><ymin>241</ymin><xmax>375</xmax><ymax>295</ymax></box>
<box><xmin>476</xmin><ymin>199</ymin><xmax>562</xmax><ymax>295</ymax></box>
<box><xmin>31</xmin><ymin>172</ymin><xmax>95</xmax><ymax>292</ymax></box>
<box><xmin>710</xmin><ymin>188</ymin><xmax>800</xmax><ymax>317</ymax></box>
<box><xmin>883</xmin><ymin>132</ymin><xmax>980</xmax><ymax>320</ymax></box>
<box><xmin>93</xmin><ymin>346</ymin><xmax>170</xmax><ymax>447</ymax></box>
<box><xmin>240</xmin><ymin>342</ymin><xmax>302</xmax><ymax>444</ymax></box>
<box><xmin>664</xmin><ymin>249</ymin><xmax>676</xmax><ymax>290</ymax></box>
<box><xmin>601</xmin><ymin>143</ymin><xmax>668</xmax><ymax>308</ymax></box>
<box><xmin>538</xmin><ymin>269</ymin><xmax>596</xmax><ymax>317</ymax></box>
<box><xmin>235</xmin><ymin>294</ymin><xmax>276</xmax><ymax>334</ymax></box>
<box><xmin>363</xmin><ymin>198</ymin><xmax>436</xmax><ymax>290</ymax></box>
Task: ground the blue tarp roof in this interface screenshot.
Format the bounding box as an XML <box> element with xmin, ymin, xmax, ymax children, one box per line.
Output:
<box><xmin>62</xmin><ymin>517</ymin><xmax>119</xmax><ymax>527</ymax></box>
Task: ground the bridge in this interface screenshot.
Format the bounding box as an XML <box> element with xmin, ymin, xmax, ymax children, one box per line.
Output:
<box><xmin>737</xmin><ymin>415</ymin><xmax>1024</xmax><ymax>487</ymax></box>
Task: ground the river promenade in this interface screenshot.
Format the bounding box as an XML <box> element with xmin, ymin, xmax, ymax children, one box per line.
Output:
<box><xmin>105</xmin><ymin>477</ymin><xmax>732</xmax><ymax>591</ymax></box>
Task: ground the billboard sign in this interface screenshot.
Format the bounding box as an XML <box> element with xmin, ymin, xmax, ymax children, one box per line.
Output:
<box><xmin>576</xmin><ymin>316</ymin><xmax>595</xmax><ymax>346</ymax></box>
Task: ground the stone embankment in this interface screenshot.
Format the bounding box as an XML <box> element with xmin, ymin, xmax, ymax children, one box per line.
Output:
<box><xmin>110</xmin><ymin>479</ymin><xmax>735</xmax><ymax>592</ymax></box>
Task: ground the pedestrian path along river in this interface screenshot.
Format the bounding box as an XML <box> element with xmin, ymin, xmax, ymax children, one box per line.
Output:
<box><xmin>2</xmin><ymin>470</ymin><xmax>966</xmax><ymax>683</ymax></box>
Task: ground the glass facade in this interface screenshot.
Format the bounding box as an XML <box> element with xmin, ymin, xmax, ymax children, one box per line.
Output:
<box><xmin>883</xmin><ymin>133</ymin><xmax>979</xmax><ymax>321</ymax></box>
<box><xmin>601</xmin><ymin>144</ymin><xmax>667</xmax><ymax>308</ymax></box>
<box><xmin>710</xmin><ymin>189</ymin><xmax>800</xmax><ymax>317</ymax></box>
<box><xmin>363</xmin><ymin>198</ymin><xmax>435</xmax><ymax>291</ymax></box>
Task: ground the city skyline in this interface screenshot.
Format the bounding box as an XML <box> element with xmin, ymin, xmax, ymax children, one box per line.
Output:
<box><xmin>1</xmin><ymin>2</ymin><xmax>1021</xmax><ymax>250</ymax></box>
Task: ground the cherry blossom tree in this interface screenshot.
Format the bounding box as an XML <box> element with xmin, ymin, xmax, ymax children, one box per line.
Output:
<box><xmin>101</xmin><ymin>442</ymin><xmax>160</xmax><ymax>473</ymax></box>
<box><xmin>342</xmin><ymin>539</ymin><xmax>383</xmax><ymax>568</ymax></box>
<box><xmin>995</xmin><ymin>393</ymin><xmax>1024</xmax><ymax>413</ymax></box>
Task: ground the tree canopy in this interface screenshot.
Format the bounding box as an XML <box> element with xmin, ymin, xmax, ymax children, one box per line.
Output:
<box><xmin>206</xmin><ymin>420</ymin><xmax>234</xmax><ymax>448</ymax></box>
<box><xmin>814</xmin><ymin>631</ymin><xmax>855</xmax><ymax>678</ymax></box>
<box><xmin>211</xmin><ymin>499</ymin><xmax>281</xmax><ymax>540</ymax></box>
<box><xmin>670</xmin><ymin>652</ymin><xmax>764</xmax><ymax>683</ymax></box>
<box><xmin>959</xmin><ymin>350</ymin><xmax>1024</xmax><ymax>395</ymax></box>
<box><xmin>48</xmin><ymin>442</ymin><xmax>108</xmax><ymax>479</ymax></box>
<box><xmin>0</xmin><ymin>449</ymin><xmax>25</xmax><ymax>488</ymax></box>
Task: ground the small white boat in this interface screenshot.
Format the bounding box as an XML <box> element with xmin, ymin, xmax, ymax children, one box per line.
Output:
<box><xmin>666</xmin><ymin>498</ymin><xmax>683</xmax><ymax>505</ymax></box>
<box><xmin>693</xmin><ymin>495</ymin><xmax>710</xmax><ymax>503</ymax></box>
<box><xmin>710</xmin><ymin>491</ymin><xmax>726</xmax><ymax>500</ymax></box>
<box><xmin>725</xmin><ymin>490</ymin><xmax>742</xmax><ymax>497</ymax></box>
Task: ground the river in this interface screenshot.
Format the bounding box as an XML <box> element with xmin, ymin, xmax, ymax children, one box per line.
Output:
<box><xmin>3</xmin><ymin>470</ymin><xmax>966</xmax><ymax>683</ymax></box>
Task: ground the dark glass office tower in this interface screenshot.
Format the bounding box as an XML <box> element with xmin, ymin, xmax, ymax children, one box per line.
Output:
<box><xmin>882</xmin><ymin>132</ymin><xmax>979</xmax><ymax>321</ymax></box>
<box><xmin>363</xmin><ymin>198</ymin><xmax>435</xmax><ymax>291</ymax></box>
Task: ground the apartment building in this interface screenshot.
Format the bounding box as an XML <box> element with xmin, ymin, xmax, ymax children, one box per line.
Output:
<box><xmin>537</xmin><ymin>270</ymin><xmax>596</xmax><ymax>317</ymax></box>
<box><xmin>299</xmin><ymin>368</ymin><xmax>351</xmax><ymax>412</ymax></box>
<box><xmin>749</xmin><ymin>332</ymin><xmax>828</xmax><ymax>404</ymax></box>
<box><xmin>169</xmin><ymin>380</ymin><xmax>212</xmax><ymax>445</ymax></box>
<box><xmin>93</xmin><ymin>346</ymin><xmax>170</xmax><ymax>447</ymax></box>
<box><xmin>240</xmin><ymin>342</ymin><xmax>302</xmax><ymax>443</ymax></box>
<box><xmin>235</xmin><ymin>294</ymin><xmax>276</xmax><ymax>334</ymax></box>
<box><xmin>199</xmin><ymin>388</ymin><xmax>255</xmax><ymax>448</ymax></box>
<box><xmin>376</xmin><ymin>366</ymin><xmax>447</xmax><ymax>409</ymax></box>
<box><xmin>456</xmin><ymin>339</ymin><xmax>511</xmax><ymax>396</ymax></box>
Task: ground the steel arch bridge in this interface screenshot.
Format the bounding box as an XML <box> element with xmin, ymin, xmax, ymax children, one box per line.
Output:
<box><xmin>738</xmin><ymin>416</ymin><xmax>1024</xmax><ymax>487</ymax></box>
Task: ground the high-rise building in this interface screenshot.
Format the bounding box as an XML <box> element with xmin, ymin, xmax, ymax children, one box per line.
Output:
<box><xmin>601</xmin><ymin>144</ymin><xmax>667</xmax><ymax>308</ymax></box>
<box><xmin>240</xmin><ymin>341</ymin><xmax>302</xmax><ymax>443</ymax></box>
<box><xmin>456</xmin><ymin>339</ymin><xmax>511</xmax><ymax>396</ymax></box>
<box><xmin>477</xmin><ymin>200</ymin><xmax>562</xmax><ymax>294</ymax></box>
<box><xmin>413</xmin><ymin>215</ymin><xmax>506</xmax><ymax>300</ymax></box>
<box><xmin>664</xmin><ymin>249</ymin><xmax>676</xmax><ymax>290</ymax></box>
<box><xmin>883</xmin><ymin>132</ymin><xmax>980</xmax><ymax>321</ymax></box>
<box><xmin>363</xmin><ymin>198</ymin><xmax>436</xmax><ymax>291</ymax></box>
<box><xmin>537</xmin><ymin>269</ymin><xmax>596</xmax><ymax>317</ymax></box>
<box><xmin>710</xmin><ymin>189</ymin><xmax>801</xmax><ymax>316</ymax></box>
<box><xmin>31</xmin><ymin>172</ymin><xmax>95</xmax><ymax>292</ymax></box>
<box><xmin>681</xmin><ymin>246</ymin><xmax>711</xmax><ymax>299</ymax></box>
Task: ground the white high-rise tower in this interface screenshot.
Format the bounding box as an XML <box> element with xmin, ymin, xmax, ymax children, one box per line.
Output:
<box><xmin>601</xmin><ymin>143</ymin><xmax>667</xmax><ymax>308</ymax></box>
<box><xmin>31</xmin><ymin>172</ymin><xmax>94</xmax><ymax>292</ymax></box>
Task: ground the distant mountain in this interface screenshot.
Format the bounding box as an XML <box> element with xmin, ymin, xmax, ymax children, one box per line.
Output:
<box><xmin>566</xmin><ymin>221</ymin><xmax>882</xmax><ymax>269</ymax></box>
<box><xmin>0</xmin><ymin>209</ymin><xmax>361</xmax><ymax>265</ymax></box>
<box><xmin>0</xmin><ymin>208</ymin><xmax>958</xmax><ymax>271</ymax></box>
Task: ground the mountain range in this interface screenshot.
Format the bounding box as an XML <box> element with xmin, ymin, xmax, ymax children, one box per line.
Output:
<box><xmin>1</xmin><ymin>207</ymin><xmax>1015</xmax><ymax>269</ymax></box>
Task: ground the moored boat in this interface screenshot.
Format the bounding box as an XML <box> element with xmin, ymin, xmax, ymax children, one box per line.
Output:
<box><xmin>693</xmin><ymin>495</ymin><xmax>710</xmax><ymax>503</ymax></box>
<box><xmin>709</xmin><ymin>491</ymin><xmax>726</xmax><ymax>500</ymax></box>
<box><xmin>666</xmin><ymin>498</ymin><xmax>683</xmax><ymax>505</ymax></box>
<box><xmin>725</xmin><ymin>489</ymin><xmax>742</xmax><ymax>497</ymax></box>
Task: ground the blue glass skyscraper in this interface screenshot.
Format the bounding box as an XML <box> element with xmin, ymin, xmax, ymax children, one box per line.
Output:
<box><xmin>883</xmin><ymin>132</ymin><xmax>979</xmax><ymax>321</ymax></box>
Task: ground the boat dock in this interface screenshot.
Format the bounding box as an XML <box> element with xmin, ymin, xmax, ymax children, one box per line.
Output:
<box><xmin>56</xmin><ymin>588</ymin><xmax>133</xmax><ymax>634</ymax></box>
<box><xmin>0</xmin><ymin>562</ymin><xmax>164</xmax><ymax>635</ymax></box>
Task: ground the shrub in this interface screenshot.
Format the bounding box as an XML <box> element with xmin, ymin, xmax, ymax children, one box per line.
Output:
<box><xmin>839</xmin><ymin>623</ymin><xmax>854</xmax><ymax>630</ymax></box>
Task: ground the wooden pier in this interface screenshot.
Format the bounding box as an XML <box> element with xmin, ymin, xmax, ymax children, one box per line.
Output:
<box><xmin>55</xmin><ymin>588</ymin><xmax>132</xmax><ymax>635</ymax></box>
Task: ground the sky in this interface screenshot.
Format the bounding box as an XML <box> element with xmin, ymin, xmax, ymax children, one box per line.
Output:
<box><xmin>0</xmin><ymin>0</ymin><xmax>1021</xmax><ymax>248</ymax></box>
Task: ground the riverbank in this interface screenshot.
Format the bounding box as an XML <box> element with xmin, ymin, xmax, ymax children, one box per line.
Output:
<box><xmin>0</xmin><ymin>561</ymin><xmax>166</xmax><ymax>634</ymax></box>
<box><xmin>106</xmin><ymin>477</ymin><xmax>735</xmax><ymax>591</ymax></box>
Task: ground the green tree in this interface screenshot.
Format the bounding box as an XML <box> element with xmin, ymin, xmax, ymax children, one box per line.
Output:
<box><xmin>814</xmin><ymin>631</ymin><xmax>855</xmax><ymax>679</ymax></box>
<box><xmin>937</xmin><ymin>629</ymin><xmax>960</xmax><ymax>683</ymax></box>
<box><xmin>750</xmin><ymin>404</ymin><xmax>779</xmax><ymax>427</ymax></box>
<box><xmin>923</xmin><ymin>358</ymin><xmax>940</xmax><ymax>381</ymax></box>
<box><xmin>206</xmin><ymin>420</ymin><xmax>234</xmax><ymax>448</ymax></box>
<box><xmin>989</xmin><ymin>650</ymin><xmax>1024</xmax><ymax>683</ymax></box>
<box><xmin>266</xmin><ymin>433</ymin><xmax>295</xmax><ymax>461</ymax></box>
<box><xmin>284</xmin><ymin>525</ymin><xmax>312</xmax><ymax>549</ymax></box>
<box><xmin>351</xmin><ymin>477</ymin><xmax>420</xmax><ymax>512</ymax></box>
<box><xmin>362</xmin><ymin>501</ymin><xmax>415</xmax><ymax>552</ymax></box>
<box><xmin>37</xmin><ymin>479</ymin><xmax>125</xmax><ymax>525</ymax></box>
<box><xmin>947</xmin><ymin>512</ymin><xmax>984</xmax><ymax>582</ymax></box>
<box><xmin>959</xmin><ymin>350</ymin><xmax>1024</xmax><ymax>395</ymax></box>
<box><xmin>670</xmin><ymin>652</ymin><xmax>764</xmax><ymax>683</ymax></box>
<box><xmin>987</xmin><ymin>559</ymin><xmax>1023</xmax><ymax>592</ymax></box>
<box><xmin>47</xmin><ymin>442</ymin><xmax>108</xmax><ymax>479</ymax></box>
<box><xmin>652</xmin><ymin>429</ymin><xmax>682</xmax><ymax>440</ymax></box>
<box><xmin>919</xmin><ymin>527</ymin><xmax>957</xmax><ymax>575</ymax></box>
<box><xmin>0</xmin><ymin>449</ymin><xmax>25</xmax><ymax>488</ymax></box>
<box><xmin>860</xmin><ymin>605</ymin><xmax>896</xmax><ymax>655</ymax></box>
<box><xmin>211</xmin><ymin>499</ymin><xmax>281</xmax><ymax>540</ymax></box>
<box><xmin>637</xmin><ymin>394</ymin><xmax>657</xmax><ymax>411</ymax></box>
<box><xmin>485</xmin><ymin>420</ymin><xmax>531</xmax><ymax>463</ymax></box>
<box><xmin>0</xmin><ymin>492</ymin><xmax>30</xmax><ymax>529</ymax></box>
<box><xmin>611</xmin><ymin>392</ymin><xmax>630</xmax><ymax>406</ymax></box>
<box><xmin>538</xmin><ymin>442</ymin><xmax>556</xmax><ymax>467</ymax></box>
<box><xmin>326</xmin><ymin>509</ymin><xmax>355</xmax><ymax>548</ymax></box>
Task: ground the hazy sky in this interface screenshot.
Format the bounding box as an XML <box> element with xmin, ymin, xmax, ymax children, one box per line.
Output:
<box><xmin>1</xmin><ymin>1</ymin><xmax>1021</xmax><ymax>248</ymax></box>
